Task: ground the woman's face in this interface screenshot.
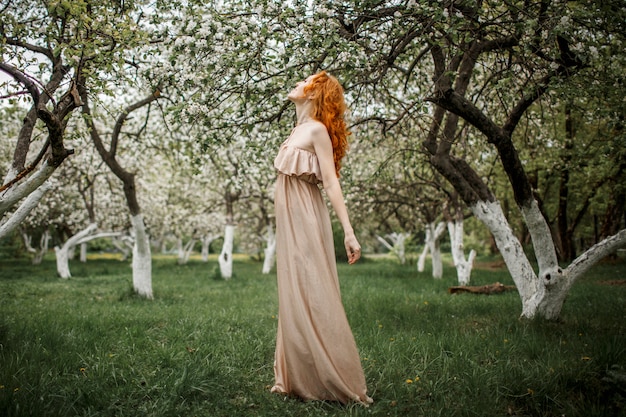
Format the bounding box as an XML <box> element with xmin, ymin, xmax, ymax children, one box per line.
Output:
<box><xmin>287</xmin><ymin>75</ymin><xmax>314</xmax><ymax>102</ymax></box>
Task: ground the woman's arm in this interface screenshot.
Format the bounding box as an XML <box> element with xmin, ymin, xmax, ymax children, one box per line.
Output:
<box><xmin>310</xmin><ymin>124</ymin><xmax>361</xmax><ymax>264</ymax></box>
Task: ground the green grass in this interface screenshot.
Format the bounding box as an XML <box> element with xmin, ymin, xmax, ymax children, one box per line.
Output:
<box><xmin>0</xmin><ymin>254</ymin><xmax>625</xmax><ymax>417</ymax></box>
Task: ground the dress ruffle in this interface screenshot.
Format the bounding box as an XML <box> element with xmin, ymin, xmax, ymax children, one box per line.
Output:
<box><xmin>274</xmin><ymin>146</ymin><xmax>322</xmax><ymax>183</ymax></box>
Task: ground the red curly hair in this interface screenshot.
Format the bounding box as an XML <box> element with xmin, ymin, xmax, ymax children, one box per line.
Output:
<box><xmin>303</xmin><ymin>71</ymin><xmax>351</xmax><ymax>178</ymax></box>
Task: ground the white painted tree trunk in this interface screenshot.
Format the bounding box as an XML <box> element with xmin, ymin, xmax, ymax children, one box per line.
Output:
<box><xmin>431</xmin><ymin>242</ymin><xmax>443</xmax><ymax>279</ymax></box>
<box><xmin>80</xmin><ymin>243</ymin><xmax>88</xmax><ymax>262</ymax></box>
<box><xmin>417</xmin><ymin>244</ymin><xmax>429</xmax><ymax>272</ymax></box>
<box><xmin>0</xmin><ymin>162</ymin><xmax>55</xmax><ymax>219</ymax></box>
<box><xmin>130</xmin><ymin>214</ymin><xmax>153</xmax><ymax>299</ymax></box>
<box><xmin>74</xmin><ymin>231</ymin><xmax>124</xmax><ymax>263</ymax></box>
<box><xmin>471</xmin><ymin>201</ymin><xmax>539</xmax><ymax>314</ymax></box>
<box><xmin>447</xmin><ymin>219</ymin><xmax>476</xmax><ymax>286</ymax></box>
<box><xmin>33</xmin><ymin>230</ymin><xmax>50</xmax><ymax>265</ymax></box>
<box><xmin>218</xmin><ymin>224</ymin><xmax>235</xmax><ymax>280</ymax></box>
<box><xmin>526</xmin><ymin>201</ymin><xmax>626</xmax><ymax>319</ymax></box>
<box><xmin>376</xmin><ymin>232</ymin><xmax>410</xmax><ymax>264</ymax></box>
<box><xmin>184</xmin><ymin>238</ymin><xmax>196</xmax><ymax>264</ymax></box>
<box><xmin>54</xmin><ymin>223</ymin><xmax>98</xmax><ymax>279</ymax></box>
<box><xmin>555</xmin><ymin>229</ymin><xmax>626</xmax><ymax>313</ymax></box>
<box><xmin>262</xmin><ymin>225</ymin><xmax>276</xmax><ymax>274</ymax></box>
<box><xmin>22</xmin><ymin>230</ymin><xmax>51</xmax><ymax>265</ymax></box>
<box><xmin>201</xmin><ymin>234</ymin><xmax>218</xmax><ymax>262</ymax></box>
<box><xmin>112</xmin><ymin>236</ymin><xmax>133</xmax><ymax>261</ymax></box>
<box><xmin>470</xmin><ymin>200</ymin><xmax>542</xmax><ymax>318</ymax></box>
<box><xmin>418</xmin><ymin>222</ymin><xmax>446</xmax><ymax>278</ymax></box>
<box><xmin>21</xmin><ymin>232</ymin><xmax>37</xmax><ymax>254</ymax></box>
<box><xmin>176</xmin><ymin>238</ymin><xmax>184</xmax><ymax>262</ymax></box>
<box><xmin>520</xmin><ymin>201</ymin><xmax>561</xmax><ymax>282</ymax></box>
<box><xmin>472</xmin><ymin>200</ymin><xmax>626</xmax><ymax>318</ymax></box>
<box><xmin>177</xmin><ymin>237</ymin><xmax>196</xmax><ymax>265</ymax></box>
<box><xmin>0</xmin><ymin>181</ymin><xmax>53</xmax><ymax>240</ymax></box>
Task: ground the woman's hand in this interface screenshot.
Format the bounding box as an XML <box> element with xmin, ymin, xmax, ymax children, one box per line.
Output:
<box><xmin>344</xmin><ymin>233</ymin><xmax>361</xmax><ymax>265</ymax></box>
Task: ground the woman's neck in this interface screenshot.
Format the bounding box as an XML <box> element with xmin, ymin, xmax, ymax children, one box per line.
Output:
<box><xmin>294</xmin><ymin>100</ymin><xmax>315</xmax><ymax>125</ymax></box>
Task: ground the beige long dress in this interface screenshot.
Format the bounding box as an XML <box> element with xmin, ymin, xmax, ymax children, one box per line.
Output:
<box><xmin>271</xmin><ymin>133</ymin><xmax>372</xmax><ymax>405</ymax></box>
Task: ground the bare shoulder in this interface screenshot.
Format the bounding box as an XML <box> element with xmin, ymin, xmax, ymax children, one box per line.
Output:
<box><xmin>291</xmin><ymin>121</ymin><xmax>329</xmax><ymax>152</ymax></box>
<box><xmin>308</xmin><ymin>121</ymin><xmax>330</xmax><ymax>143</ymax></box>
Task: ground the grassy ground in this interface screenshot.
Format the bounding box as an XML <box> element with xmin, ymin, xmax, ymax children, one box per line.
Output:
<box><xmin>0</xmin><ymin>253</ymin><xmax>624</xmax><ymax>417</ymax></box>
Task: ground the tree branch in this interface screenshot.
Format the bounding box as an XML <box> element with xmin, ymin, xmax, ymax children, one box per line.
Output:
<box><xmin>0</xmin><ymin>138</ymin><xmax>50</xmax><ymax>192</ymax></box>
<box><xmin>4</xmin><ymin>37</ymin><xmax>54</xmax><ymax>61</ymax></box>
<box><xmin>111</xmin><ymin>90</ymin><xmax>161</xmax><ymax>157</ymax></box>
<box><xmin>566</xmin><ymin>229</ymin><xmax>626</xmax><ymax>280</ymax></box>
<box><xmin>0</xmin><ymin>63</ymin><xmax>40</xmax><ymax>104</ymax></box>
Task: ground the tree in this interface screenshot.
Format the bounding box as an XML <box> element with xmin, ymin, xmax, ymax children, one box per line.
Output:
<box><xmin>0</xmin><ymin>0</ymin><xmax>159</xmax><ymax>242</ymax></box>
<box><xmin>80</xmin><ymin>90</ymin><xmax>161</xmax><ymax>297</ymax></box>
<box><xmin>191</xmin><ymin>0</ymin><xmax>624</xmax><ymax>318</ymax></box>
<box><xmin>446</xmin><ymin>193</ymin><xmax>476</xmax><ymax>286</ymax></box>
<box><xmin>326</xmin><ymin>0</ymin><xmax>626</xmax><ymax>318</ymax></box>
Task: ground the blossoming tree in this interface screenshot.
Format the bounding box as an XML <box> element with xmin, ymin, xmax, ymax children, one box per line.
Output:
<box><xmin>173</xmin><ymin>0</ymin><xmax>626</xmax><ymax>319</ymax></box>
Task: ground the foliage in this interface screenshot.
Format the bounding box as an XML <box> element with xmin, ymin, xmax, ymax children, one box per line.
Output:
<box><xmin>0</xmin><ymin>255</ymin><xmax>625</xmax><ymax>416</ymax></box>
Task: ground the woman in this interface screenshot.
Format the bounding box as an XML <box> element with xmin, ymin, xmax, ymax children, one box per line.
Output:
<box><xmin>271</xmin><ymin>71</ymin><xmax>373</xmax><ymax>406</ymax></box>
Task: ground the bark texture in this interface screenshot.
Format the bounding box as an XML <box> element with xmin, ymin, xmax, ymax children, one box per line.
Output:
<box><xmin>219</xmin><ymin>224</ymin><xmax>235</xmax><ymax>279</ymax></box>
<box><xmin>447</xmin><ymin>218</ymin><xmax>476</xmax><ymax>286</ymax></box>
<box><xmin>131</xmin><ymin>214</ymin><xmax>153</xmax><ymax>299</ymax></box>
<box><xmin>0</xmin><ymin>181</ymin><xmax>53</xmax><ymax>240</ymax></box>
<box><xmin>418</xmin><ymin>222</ymin><xmax>446</xmax><ymax>278</ymax></box>
<box><xmin>262</xmin><ymin>225</ymin><xmax>276</xmax><ymax>274</ymax></box>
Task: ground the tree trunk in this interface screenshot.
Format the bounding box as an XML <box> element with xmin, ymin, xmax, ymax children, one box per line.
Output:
<box><xmin>32</xmin><ymin>230</ymin><xmax>50</xmax><ymax>265</ymax></box>
<box><xmin>184</xmin><ymin>239</ymin><xmax>196</xmax><ymax>263</ymax></box>
<box><xmin>22</xmin><ymin>232</ymin><xmax>37</xmax><ymax>254</ymax></box>
<box><xmin>131</xmin><ymin>214</ymin><xmax>153</xmax><ymax>298</ymax></box>
<box><xmin>262</xmin><ymin>225</ymin><xmax>276</xmax><ymax>274</ymax></box>
<box><xmin>0</xmin><ymin>179</ymin><xmax>53</xmax><ymax>240</ymax></box>
<box><xmin>419</xmin><ymin>222</ymin><xmax>446</xmax><ymax>278</ymax></box>
<box><xmin>0</xmin><ymin>62</ymin><xmax>76</xmax><ymax>239</ymax></box>
<box><xmin>177</xmin><ymin>237</ymin><xmax>196</xmax><ymax>265</ymax></box>
<box><xmin>447</xmin><ymin>217</ymin><xmax>476</xmax><ymax>286</ymax></box>
<box><xmin>23</xmin><ymin>230</ymin><xmax>51</xmax><ymax>265</ymax></box>
<box><xmin>431</xmin><ymin>239</ymin><xmax>443</xmax><ymax>279</ymax></box>
<box><xmin>80</xmin><ymin>243</ymin><xmax>88</xmax><ymax>262</ymax></box>
<box><xmin>81</xmin><ymin>88</ymin><xmax>159</xmax><ymax>299</ymax></box>
<box><xmin>376</xmin><ymin>232</ymin><xmax>410</xmax><ymax>264</ymax></box>
<box><xmin>112</xmin><ymin>236</ymin><xmax>133</xmax><ymax>261</ymax></box>
<box><xmin>54</xmin><ymin>223</ymin><xmax>98</xmax><ymax>279</ymax></box>
<box><xmin>599</xmin><ymin>183</ymin><xmax>625</xmax><ymax>241</ymax></box>
<box><xmin>219</xmin><ymin>224</ymin><xmax>235</xmax><ymax>279</ymax></box>
<box><xmin>74</xmin><ymin>231</ymin><xmax>123</xmax><ymax>263</ymax></box>
<box><xmin>417</xmin><ymin>244</ymin><xmax>429</xmax><ymax>273</ymax></box>
<box><xmin>201</xmin><ymin>234</ymin><xmax>218</xmax><ymax>262</ymax></box>
<box><xmin>556</xmin><ymin>104</ymin><xmax>576</xmax><ymax>260</ymax></box>
<box><xmin>470</xmin><ymin>201</ymin><xmax>542</xmax><ymax>316</ymax></box>
<box><xmin>538</xmin><ymin>228</ymin><xmax>626</xmax><ymax>319</ymax></box>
